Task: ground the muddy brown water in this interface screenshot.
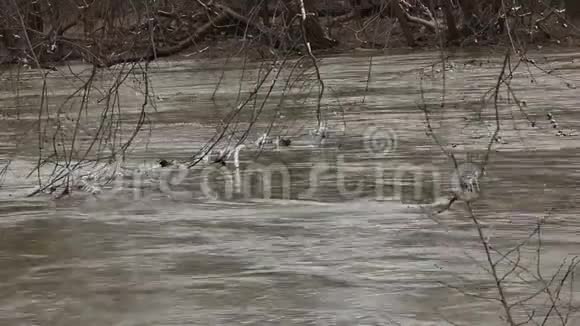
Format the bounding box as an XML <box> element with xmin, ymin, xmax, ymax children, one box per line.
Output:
<box><xmin>1</xmin><ymin>50</ymin><xmax>580</xmax><ymax>325</ymax></box>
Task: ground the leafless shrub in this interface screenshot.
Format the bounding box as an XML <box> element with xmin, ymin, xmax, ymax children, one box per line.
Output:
<box><xmin>420</xmin><ymin>21</ymin><xmax>579</xmax><ymax>326</ymax></box>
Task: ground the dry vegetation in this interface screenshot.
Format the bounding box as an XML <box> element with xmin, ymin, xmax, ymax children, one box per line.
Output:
<box><xmin>1</xmin><ymin>1</ymin><xmax>579</xmax><ymax>67</ymax></box>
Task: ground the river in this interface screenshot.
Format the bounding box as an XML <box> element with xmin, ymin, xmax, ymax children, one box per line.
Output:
<box><xmin>0</xmin><ymin>49</ymin><xmax>579</xmax><ymax>325</ymax></box>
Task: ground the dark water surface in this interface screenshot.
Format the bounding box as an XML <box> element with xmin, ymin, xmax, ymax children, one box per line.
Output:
<box><xmin>1</xmin><ymin>50</ymin><xmax>580</xmax><ymax>325</ymax></box>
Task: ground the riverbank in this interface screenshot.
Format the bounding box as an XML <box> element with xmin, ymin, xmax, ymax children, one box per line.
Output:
<box><xmin>2</xmin><ymin>1</ymin><xmax>579</xmax><ymax>68</ymax></box>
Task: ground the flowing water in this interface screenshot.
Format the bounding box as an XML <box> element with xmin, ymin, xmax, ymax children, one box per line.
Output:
<box><xmin>1</xmin><ymin>50</ymin><xmax>580</xmax><ymax>325</ymax></box>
